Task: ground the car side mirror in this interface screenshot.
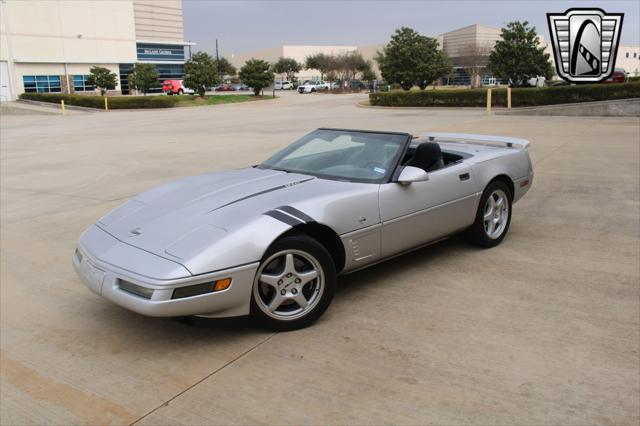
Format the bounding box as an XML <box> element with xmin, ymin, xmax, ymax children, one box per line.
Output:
<box><xmin>398</xmin><ymin>166</ymin><xmax>429</xmax><ymax>185</ymax></box>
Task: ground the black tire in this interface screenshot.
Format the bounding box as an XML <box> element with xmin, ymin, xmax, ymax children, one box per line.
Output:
<box><xmin>250</xmin><ymin>235</ymin><xmax>336</xmax><ymax>331</ymax></box>
<box><xmin>311</xmin><ymin>88</ymin><xmax>315</xmax><ymax>93</ymax></box>
<box><xmin>178</xmin><ymin>89</ymin><xmax>184</xmax><ymax>95</ymax></box>
<box><xmin>467</xmin><ymin>180</ymin><xmax>512</xmax><ymax>248</ymax></box>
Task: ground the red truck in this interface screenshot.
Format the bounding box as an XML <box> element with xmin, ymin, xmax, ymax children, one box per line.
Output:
<box><xmin>601</xmin><ymin>69</ymin><xmax>627</xmax><ymax>84</ymax></box>
<box><xmin>162</xmin><ymin>80</ymin><xmax>195</xmax><ymax>95</ymax></box>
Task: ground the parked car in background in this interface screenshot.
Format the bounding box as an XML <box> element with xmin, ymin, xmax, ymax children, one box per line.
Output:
<box><xmin>330</xmin><ymin>81</ymin><xmax>342</xmax><ymax>90</ymax></box>
<box><xmin>162</xmin><ymin>80</ymin><xmax>194</xmax><ymax>95</ymax></box>
<box><xmin>298</xmin><ymin>80</ymin><xmax>330</xmax><ymax>93</ymax></box>
<box><xmin>601</xmin><ymin>68</ymin><xmax>627</xmax><ymax>84</ymax></box>
<box><xmin>526</xmin><ymin>76</ymin><xmax>546</xmax><ymax>87</ymax></box>
<box><xmin>215</xmin><ymin>84</ymin><xmax>236</xmax><ymax>92</ymax></box>
<box><xmin>232</xmin><ymin>83</ymin><xmax>250</xmax><ymax>91</ymax></box>
<box><xmin>349</xmin><ymin>80</ymin><xmax>369</xmax><ymax>91</ymax></box>
<box><xmin>275</xmin><ymin>81</ymin><xmax>293</xmax><ymax>90</ymax></box>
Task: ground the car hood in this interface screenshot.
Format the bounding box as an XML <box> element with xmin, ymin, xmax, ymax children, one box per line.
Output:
<box><xmin>97</xmin><ymin>167</ymin><xmax>317</xmax><ymax>259</ymax></box>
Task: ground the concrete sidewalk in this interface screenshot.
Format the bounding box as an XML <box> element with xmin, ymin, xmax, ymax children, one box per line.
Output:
<box><xmin>1</xmin><ymin>91</ymin><xmax>638</xmax><ymax>425</ymax></box>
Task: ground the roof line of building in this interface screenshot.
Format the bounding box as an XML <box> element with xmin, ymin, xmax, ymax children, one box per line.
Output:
<box><xmin>136</xmin><ymin>39</ymin><xmax>196</xmax><ymax>46</ymax></box>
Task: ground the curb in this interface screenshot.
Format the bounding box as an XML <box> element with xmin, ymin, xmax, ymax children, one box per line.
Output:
<box><xmin>356</xmin><ymin>101</ymin><xmax>503</xmax><ymax>111</ymax></box>
<box><xmin>17</xmin><ymin>99</ymin><xmax>103</xmax><ymax>112</ymax></box>
<box><xmin>495</xmin><ymin>98</ymin><xmax>640</xmax><ymax>117</ymax></box>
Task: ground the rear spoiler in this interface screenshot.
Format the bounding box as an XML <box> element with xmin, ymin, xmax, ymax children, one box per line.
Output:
<box><xmin>419</xmin><ymin>132</ymin><xmax>530</xmax><ymax>150</ymax></box>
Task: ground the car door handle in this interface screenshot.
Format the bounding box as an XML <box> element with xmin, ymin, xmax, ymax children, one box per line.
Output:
<box><xmin>459</xmin><ymin>173</ymin><xmax>470</xmax><ymax>181</ymax></box>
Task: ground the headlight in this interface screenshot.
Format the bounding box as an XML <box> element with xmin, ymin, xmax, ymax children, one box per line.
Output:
<box><xmin>118</xmin><ymin>280</ymin><xmax>154</xmax><ymax>299</ymax></box>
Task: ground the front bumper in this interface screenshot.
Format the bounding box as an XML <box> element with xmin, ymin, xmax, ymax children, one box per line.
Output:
<box><xmin>73</xmin><ymin>226</ymin><xmax>258</xmax><ymax>318</ymax></box>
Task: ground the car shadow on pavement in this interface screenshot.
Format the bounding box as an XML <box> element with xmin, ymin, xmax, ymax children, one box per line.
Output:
<box><xmin>336</xmin><ymin>234</ymin><xmax>470</xmax><ymax>296</ymax></box>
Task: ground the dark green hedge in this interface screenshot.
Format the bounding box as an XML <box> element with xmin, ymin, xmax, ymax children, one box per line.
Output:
<box><xmin>369</xmin><ymin>82</ymin><xmax>640</xmax><ymax>108</ymax></box>
<box><xmin>19</xmin><ymin>93</ymin><xmax>179</xmax><ymax>109</ymax></box>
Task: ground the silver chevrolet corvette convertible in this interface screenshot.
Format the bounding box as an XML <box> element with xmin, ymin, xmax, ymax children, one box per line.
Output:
<box><xmin>74</xmin><ymin>128</ymin><xmax>533</xmax><ymax>330</ymax></box>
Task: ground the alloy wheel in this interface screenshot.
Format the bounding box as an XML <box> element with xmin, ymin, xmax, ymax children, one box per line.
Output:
<box><xmin>253</xmin><ymin>250</ymin><xmax>325</xmax><ymax>321</ymax></box>
<box><xmin>483</xmin><ymin>189</ymin><xmax>509</xmax><ymax>239</ymax></box>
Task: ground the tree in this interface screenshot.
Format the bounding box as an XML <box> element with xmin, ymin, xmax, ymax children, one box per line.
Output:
<box><xmin>239</xmin><ymin>58</ymin><xmax>274</xmax><ymax>96</ymax></box>
<box><xmin>184</xmin><ymin>51</ymin><xmax>220</xmax><ymax>97</ymax></box>
<box><xmin>217</xmin><ymin>57</ymin><xmax>237</xmax><ymax>77</ymax></box>
<box><xmin>326</xmin><ymin>70</ymin><xmax>338</xmax><ymax>84</ymax></box>
<box><xmin>376</xmin><ymin>27</ymin><xmax>452</xmax><ymax>90</ymax></box>
<box><xmin>305</xmin><ymin>53</ymin><xmax>332</xmax><ymax>80</ymax></box>
<box><xmin>360</xmin><ymin>60</ymin><xmax>377</xmax><ymax>83</ymax></box>
<box><xmin>273</xmin><ymin>57</ymin><xmax>302</xmax><ymax>83</ymax></box>
<box><xmin>455</xmin><ymin>44</ymin><xmax>493</xmax><ymax>88</ymax></box>
<box><xmin>339</xmin><ymin>52</ymin><xmax>367</xmax><ymax>81</ymax></box>
<box><xmin>487</xmin><ymin>21</ymin><xmax>554</xmax><ymax>87</ymax></box>
<box><xmin>128</xmin><ymin>63</ymin><xmax>158</xmax><ymax>95</ymax></box>
<box><xmin>85</xmin><ymin>66</ymin><xmax>118</xmax><ymax>95</ymax></box>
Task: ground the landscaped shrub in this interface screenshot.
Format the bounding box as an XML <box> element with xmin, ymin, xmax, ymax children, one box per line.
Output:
<box><xmin>19</xmin><ymin>93</ymin><xmax>179</xmax><ymax>109</ymax></box>
<box><xmin>369</xmin><ymin>88</ymin><xmax>506</xmax><ymax>107</ymax></box>
<box><xmin>368</xmin><ymin>82</ymin><xmax>640</xmax><ymax>107</ymax></box>
<box><xmin>510</xmin><ymin>82</ymin><xmax>640</xmax><ymax>107</ymax></box>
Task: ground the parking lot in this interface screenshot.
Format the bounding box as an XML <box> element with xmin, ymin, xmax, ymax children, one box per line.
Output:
<box><xmin>1</xmin><ymin>91</ymin><xmax>639</xmax><ymax>425</ymax></box>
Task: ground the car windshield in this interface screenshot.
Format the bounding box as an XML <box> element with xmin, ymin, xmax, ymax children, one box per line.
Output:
<box><xmin>259</xmin><ymin>129</ymin><xmax>409</xmax><ymax>183</ymax></box>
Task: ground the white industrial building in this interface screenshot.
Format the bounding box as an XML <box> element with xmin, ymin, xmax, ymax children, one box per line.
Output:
<box><xmin>231</xmin><ymin>23</ymin><xmax>639</xmax><ymax>84</ymax></box>
<box><xmin>0</xmin><ymin>0</ymin><xmax>194</xmax><ymax>100</ymax></box>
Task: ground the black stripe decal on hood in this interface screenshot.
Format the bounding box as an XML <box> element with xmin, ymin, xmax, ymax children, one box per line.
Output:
<box><xmin>209</xmin><ymin>177</ymin><xmax>314</xmax><ymax>213</ymax></box>
<box><xmin>276</xmin><ymin>205</ymin><xmax>315</xmax><ymax>223</ymax></box>
<box><xmin>264</xmin><ymin>210</ymin><xmax>304</xmax><ymax>226</ymax></box>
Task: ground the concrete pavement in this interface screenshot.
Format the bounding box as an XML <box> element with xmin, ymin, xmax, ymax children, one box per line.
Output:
<box><xmin>1</xmin><ymin>91</ymin><xmax>639</xmax><ymax>425</ymax></box>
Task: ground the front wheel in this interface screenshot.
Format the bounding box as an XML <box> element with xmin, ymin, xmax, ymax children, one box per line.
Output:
<box><xmin>250</xmin><ymin>235</ymin><xmax>336</xmax><ymax>331</ymax></box>
<box><xmin>467</xmin><ymin>181</ymin><xmax>512</xmax><ymax>247</ymax></box>
<box><xmin>178</xmin><ymin>89</ymin><xmax>184</xmax><ymax>95</ymax></box>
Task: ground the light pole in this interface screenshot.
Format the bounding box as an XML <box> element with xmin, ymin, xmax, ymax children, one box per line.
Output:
<box><xmin>216</xmin><ymin>39</ymin><xmax>223</xmax><ymax>83</ymax></box>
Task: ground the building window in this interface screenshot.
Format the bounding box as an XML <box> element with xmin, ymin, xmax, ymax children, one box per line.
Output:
<box><xmin>119</xmin><ymin>63</ymin><xmax>184</xmax><ymax>94</ymax></box>
<box><xmin>634</xmin><ymin>52</ymin><xmax>638</xmax><ymax>59</ymax></box>
<box><xmin>23</xmin><ymin>75</ymin><xmax>61</xmax><ymax>93</ymax></box>
<box><xmin>72</xmin><ymin>75</ymin><xmax>95</xmax><ymax>92</ymax></box>
<box><xmin>118</xmin><ymin>64</ymin><xmax>134</xmax><ymax>95</ymax></box>
<box><xmin>626</xmin><ymin>52</ymin><xmax>630</xmax><ymax>58</ymax></box>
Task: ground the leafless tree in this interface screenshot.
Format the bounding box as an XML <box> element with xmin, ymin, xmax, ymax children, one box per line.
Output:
<box><xmin>454</xmin><ymin>44</ymin><xmax>494</xmax><ymax>88</ymax></box>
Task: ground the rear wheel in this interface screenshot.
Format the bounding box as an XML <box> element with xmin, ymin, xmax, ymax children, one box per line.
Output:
<box><xmin>250</xmin><ymin>235</ymin><xmax>336</xmax><ymax>331</ymax></box>
<box><xmin>467</xmin><ymin>181</ymin><xmax>512</xmax><ymax>247</ymax></box>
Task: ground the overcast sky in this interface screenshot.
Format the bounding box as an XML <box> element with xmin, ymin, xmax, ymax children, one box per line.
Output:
<box><xmin>183</xmin><ymin>1</ymin><xmax>640</xmax><ymax>57</ymax></box>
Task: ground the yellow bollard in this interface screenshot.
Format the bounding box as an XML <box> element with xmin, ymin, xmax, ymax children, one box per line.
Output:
<box><xmin>507</xmin><ymin>87</ymin><xmax>512</xmax><ymax>109</ymax></box>
<box><xmin>60</xmin><ymin>100</ymin><xmax>65</xmax><ymax>115</ymax></box>
<box><xmin>104</xmin><ymin>97</ymin><xmax>109</xmax><ymax>111</ymax></box>
<box><xmin>486</xmin><ymin>88</ymin><xmax>492</xmax><ymax>114</ymax></box>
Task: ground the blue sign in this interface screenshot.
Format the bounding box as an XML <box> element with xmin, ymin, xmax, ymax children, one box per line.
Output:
<box><xmin>137</xmin><ymin>43</ymin><xmax>185</xmax><ymax>61</ymax></box>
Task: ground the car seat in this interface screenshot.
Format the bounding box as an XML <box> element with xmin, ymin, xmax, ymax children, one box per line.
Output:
<box><xmin>406</xmin><ymin>142</ymin><xmax>444</xmax><ymax>172</ymax></box>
